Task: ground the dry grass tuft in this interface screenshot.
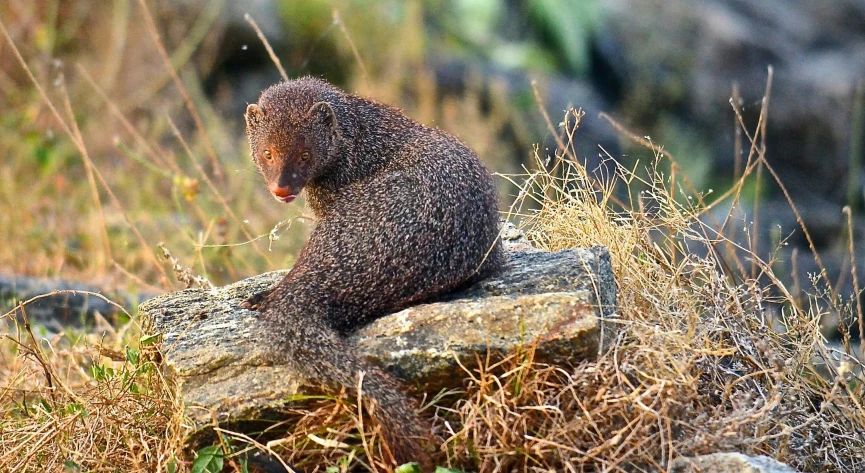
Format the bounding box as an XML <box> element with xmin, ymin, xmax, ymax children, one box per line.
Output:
<box><xmin>0</xmin><ymin>300</ymin><xmax>180</xmax><ymax>472</ymax></box>
<box><xmin>433</xmin><ymin>100</ymin><xmax>865</xmax><ymax>471</ymax></box>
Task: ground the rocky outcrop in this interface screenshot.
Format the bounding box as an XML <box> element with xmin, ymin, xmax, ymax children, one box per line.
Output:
<box><xmin>139</xmin><ymin>245</ymin><xmax>617</xmax><ymax>435</ymax></box>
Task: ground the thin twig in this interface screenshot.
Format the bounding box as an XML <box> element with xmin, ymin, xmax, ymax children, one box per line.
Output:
<box><xmin>732</xmin><ymin>82</ymin><xmax>743</xmax><ymax>181</ymax></box>
<box><xmin>137</xmin><ymin>0</ymin><xmax>224</xmax><ymax>180</ymax></box>
<box><xmin>333</xmin><ymin>10</ymin><xmax>369</xmax><ymax>91</ymax></box>
<box><xmin>844</xmin><ymin>207</ymin><xmax>864</xmax><ymax>357</ymax></box>
<box><xmin>57</xmin><ymin>74</ymin><xmax>113</xmax><ymax>267</ymax></box>
<box><xmin>355</xmin><ymin>371</ymin><xmax>380</xmax><ymax>473</ymax></box>
<box><xmin>244</xmin><ymin>13</ymin><xmax>288</xmax><ymax>82</ymax></box>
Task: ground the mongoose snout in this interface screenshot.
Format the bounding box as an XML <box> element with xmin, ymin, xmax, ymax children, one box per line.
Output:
<box><xmin>269</xmin><ymin>183</ymin><xmax>296</xmax><ymax>203</ymax></box>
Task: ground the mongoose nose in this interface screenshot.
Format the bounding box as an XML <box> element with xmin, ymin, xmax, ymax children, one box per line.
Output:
<box><xmin>270</xmin><ymin>184</ymin><xmax>292</xmax><ymax>198</ymax></box>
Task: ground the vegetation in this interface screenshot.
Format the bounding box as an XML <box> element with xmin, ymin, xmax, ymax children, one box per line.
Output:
<box><xmin>1</xmin><ymin>1</ymin><xmax>864</xmax><ymax>472</ymax></box>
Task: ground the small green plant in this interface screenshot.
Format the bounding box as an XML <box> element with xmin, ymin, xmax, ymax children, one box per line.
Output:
<box><xmin>191</xmin><ymin>445</ymin><xmax>223</xmax><ymax>473</ymax></box>
<box><xmin>394</xmin><ymin>463</ymin><xmax>420</xmax><ymax>473</ymax></box>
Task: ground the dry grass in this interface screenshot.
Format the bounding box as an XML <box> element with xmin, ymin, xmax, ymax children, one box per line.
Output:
<box><xmin>0</xmin><ymin>299</ymin><xmax>180</xmax><ymax>471</ymax></box>
<box><xmin>1</xmin><ymin>2</ymin><xmax>865</xmax><ymax>472</ymax></box>
<box><xmin>441</xmin><ymin>101</ymin><xmax>865</xmax><ymax>471</ymax></box>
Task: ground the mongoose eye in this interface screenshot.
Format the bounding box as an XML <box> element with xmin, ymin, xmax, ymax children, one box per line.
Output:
<box><xmin>264</xmin><ymin>149</ymin><xmax>273</xmax><ymax>161</ymax></box>
<box><xmin>300</xmin><ymin>152</ymin><xmax>310</xmax><ymax>162</ymax></box>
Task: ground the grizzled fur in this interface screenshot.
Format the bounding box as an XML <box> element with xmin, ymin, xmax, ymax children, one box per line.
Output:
<box><xmin>244</xmin><ymin>77</ymin><xmax>505</xmax><ymax>468</ymax></box>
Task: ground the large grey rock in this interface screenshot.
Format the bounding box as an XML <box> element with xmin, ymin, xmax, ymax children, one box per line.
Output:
<box><xmin>139</xmin><ymin>246</ymin><xmax>617</xmax><ymax>433</ymax></box>
<box><xmin>670</xmin><ymin>453</ymin><xmax>798</xmax><ymax>473</ymax></box>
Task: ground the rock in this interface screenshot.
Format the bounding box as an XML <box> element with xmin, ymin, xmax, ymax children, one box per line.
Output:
<box><xmin>670</xmin><ymin>452</ymin><xmax>798</xmax><ymax>473</ymax></box>
<box><xmin>352</xmin><ymin>248</ymin><xmax>617</xmax><ymax>391</ymax></box>
<box><xmin>139</xmin><ymin>245</ymin><xmax>617</xmax><ymax>436</ymax></box>
<box><xmin>0</xmin><ymin>275</ymin><xmax>153</xmax><ymax>332</ymax></box>
<box><xmin>499</xmin><ymin>220</ymin><xmax>539</xmax><ymax>253</ymax></box>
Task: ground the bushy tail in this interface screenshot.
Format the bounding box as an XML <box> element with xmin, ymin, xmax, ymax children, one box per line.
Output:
<box><xmin>284</xmin><ymin>318</ymin><xmax>434</xmax><ymax>470</ymax></box>
<box><xmin>356</xmin><ymin>363</ymin><xmax>434</xmax><ymax>471</ymax></box>
<box><xmin>260</xmin><ymin>285</ymin><xmax>435</xmax><ymax>470</ymax></box>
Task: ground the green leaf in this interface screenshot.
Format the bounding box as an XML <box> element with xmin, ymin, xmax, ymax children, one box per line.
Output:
<box><xmin>139</xmin><ymin>333</ymin><xmax>161</xmax><ymax>346</ymax></box>
<box><xmin>527</xmin><ymin>0</ymin><xmax>601</xmax><ymax>74</ymax></box>
<box><xmin>139</xmin><ymin>361</ymin><xmax>154</xmax><ymax>375</ymax></box>
<box><xmin>89</xmin><ymin>364</ymin><xmax>116</xmax><ymax>382</ymax></box>
<box><xmin>126</xmin><ymin>346</ymin><xmax>140</xmax><ymax>366</ymax></box>
<box><xmin>434</xmin><ymin>468</ymin><xmax>466</xmax><ymax>473</ymax></box>
<box><xmin>191</xmin><ymin>445</ymin><xmax>224</xmax><ymax>473</ymax></box>
<box><xmin>65</xmin><ymin>402</ymin><xmax>87</xmax><ymax>417</ymax></box>
<box><xmin>395</xmin><ymin>463</ymin><xmax>421</xmax><ymax>473</ymax></box>
<box><xmin>166</xmin><ymin>457</ymin><xmax>178</xmax><ymax>473</ymax></box>
<box><xmin>39</xmin><ymin>398</ymin><xmax>53</xmax><ymax>413</ymax></box>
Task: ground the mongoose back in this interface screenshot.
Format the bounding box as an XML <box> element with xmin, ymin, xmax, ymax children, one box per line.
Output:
<box><xmin>244</xmin><ymin>76</ymin><xmax>505</xmax><ymax>469</ymax></box>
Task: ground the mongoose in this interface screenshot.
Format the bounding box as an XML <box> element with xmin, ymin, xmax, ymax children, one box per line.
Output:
<box><xmin>243</xmin><ymin>76</ymin><xmax>505</xmax><ymax>469</ymax></box>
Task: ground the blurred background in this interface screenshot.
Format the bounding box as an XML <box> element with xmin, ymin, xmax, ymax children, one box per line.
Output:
<box><xmin>1</xmin><ymin>0</ymin><xmax>865</xmax><ymax>337</ymax></box>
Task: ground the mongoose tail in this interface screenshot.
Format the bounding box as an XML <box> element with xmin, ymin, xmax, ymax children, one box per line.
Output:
<box><xmin>254</xmin><ymin>280</ymin><xmax>433</xmax><ymax>468</ymax></box>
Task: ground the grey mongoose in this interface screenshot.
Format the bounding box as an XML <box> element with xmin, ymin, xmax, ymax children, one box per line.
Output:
<box><xmin>243</xmin><ymin>76</ymin><xmax>505</xmax><ymax>469</ymax></box>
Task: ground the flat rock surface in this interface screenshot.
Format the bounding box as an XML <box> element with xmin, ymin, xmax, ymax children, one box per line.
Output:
<box><xmin>670</xmin><ymin>453</ymin><xmax>798</xmax><ymax>473</ymax></box>
<box><xmin>351</xmin><ymin>249</ymin><xmax>617</xmax><ymax>390</ymax></box>
<box><xmin>140</xmin><ymin>245</ymin><xmax>617</xmax><ymax>432</ymax></box>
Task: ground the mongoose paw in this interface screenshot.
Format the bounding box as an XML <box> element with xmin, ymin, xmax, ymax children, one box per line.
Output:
<box><xmin>242</xmin><ymin>289</ymin><xmax>272</xmax><ymax>311</ymax></box>
<box><xmin>240</xmin><ymin>300</ymin><xmax>259</xmax><ymax>311</ymax></box>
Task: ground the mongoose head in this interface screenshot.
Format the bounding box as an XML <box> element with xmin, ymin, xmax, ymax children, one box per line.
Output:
<box><xmin>245</xmin><ymin>78</ymin><xmax>342</xmax><ymax>203</ymax></box>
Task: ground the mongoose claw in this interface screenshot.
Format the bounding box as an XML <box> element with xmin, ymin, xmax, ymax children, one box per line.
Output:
<box><xmin>242</xmin><ymin>290</ymin><xmax>272</xmax><ymax>311</ymax></box>
<box><xmin>240</xmin><ymin>300</ymin><xmax>260</xmax><ymax>311</ymax></box>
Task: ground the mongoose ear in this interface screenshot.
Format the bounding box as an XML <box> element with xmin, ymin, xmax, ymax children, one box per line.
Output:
<box><xmin>245</xmin><ymin>104</ymin><xmax>265</xmax><ymax>127</ymax></box>
<box><xmin>308</xmin><ymin>101</ymin><xmax>337</xmax><ymax>132</ymax></box>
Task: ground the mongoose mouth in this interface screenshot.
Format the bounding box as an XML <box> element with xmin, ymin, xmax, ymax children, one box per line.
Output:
<box><xmin>273</xmin><ymin>194</ymin><xmax>297</xmax><ymax>203</ymax></box>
